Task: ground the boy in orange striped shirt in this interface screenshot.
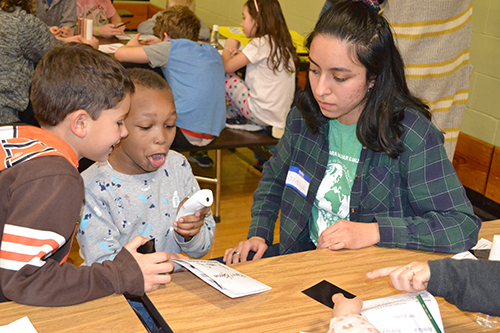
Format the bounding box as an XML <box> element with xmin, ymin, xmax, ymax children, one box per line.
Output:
<box><xmin>0</xmin><ymin>44</ymin><xmax>176</xmax><ymax>306</ymax></box>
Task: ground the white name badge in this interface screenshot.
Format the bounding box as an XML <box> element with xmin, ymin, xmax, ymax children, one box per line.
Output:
<box><xmin>285</xmin><ymin>166</ymin><xmax>310</xmax><ymax>198</ymax></box>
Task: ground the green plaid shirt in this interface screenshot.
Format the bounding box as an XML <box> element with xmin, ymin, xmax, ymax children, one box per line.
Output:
<box><xmin>249</xmin><ymin>107</ymin><xmax>480</xmax><ymax>254</ymax></box>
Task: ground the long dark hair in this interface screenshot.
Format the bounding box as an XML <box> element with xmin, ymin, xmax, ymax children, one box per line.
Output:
<box><xmin>297</xmin><ymin>1</ymin><xmax>430</xmax><ymax>158</ymax></box>
<box><xmin>245</xmin><ymin>0</ymin><xmax>298</xmax><ymax>74</ymax></box>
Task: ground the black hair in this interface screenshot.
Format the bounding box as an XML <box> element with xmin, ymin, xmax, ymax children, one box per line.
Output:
<box><xmin>297</xmin><ymin>0</ymin><xmax>430</xmax><ymax>158</ymax></box>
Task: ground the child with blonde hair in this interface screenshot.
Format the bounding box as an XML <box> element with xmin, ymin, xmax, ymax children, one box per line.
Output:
<box><xmin>222</xmin><ymin>0</ymin><xmax>299</xmax><ymax>135</ymax></box>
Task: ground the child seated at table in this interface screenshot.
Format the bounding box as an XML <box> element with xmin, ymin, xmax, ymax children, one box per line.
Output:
<box><xmin>137</xmin><ymin>0</ymin><xmax>210</xmax><ymax>41</ymax></box>
<box><xmin>77</xmin><ymin>68</ymin><xmax>215</xmax><ymax>265</ymax></box>
<box><xmin>76</xmin><ymin>0</ymin><xmax>125</xmax><ymax>38</ymax></box>
<box><xmin>221</xmin><ymin>0</ymin><xmax>299</xmax><ymax>136</ymax></box>
<box><xmin>115</xmin><ymin>5</ymin><xmax>225</xmax><ymax>168</ymax></box>
<box><xmin>0</xmin><ymin>44</ymin><xmax>174</xmax><ymax>306</ymax></box>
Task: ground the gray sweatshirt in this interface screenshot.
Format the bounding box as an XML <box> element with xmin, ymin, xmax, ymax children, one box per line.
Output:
<box><xmin>428</xmin><ymin>258</ymin><xmax>500</xmax><ymax>316</ymax></box>
<box><xmin>77</xmin><ymin>151</ymin><xmax>215</xmax><ymax>264</ymax></box>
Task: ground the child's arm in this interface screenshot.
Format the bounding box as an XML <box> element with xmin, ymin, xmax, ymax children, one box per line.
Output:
<box><xmin>114</xmin><ymin>34</ymin><xmax>150</xmax><ymax>63</ymax></box>
<box><xmin>328</xmin><ymin>294</ymin><xmax>380</xmax><ymax>333</ymax></box>
<box><xmin>222</xmin><ymin>39</ymin><xmax>250</xmax><ymax>74</ymax></box>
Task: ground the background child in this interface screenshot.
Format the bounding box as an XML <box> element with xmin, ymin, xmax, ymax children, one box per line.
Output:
<box><xmin>0</xmin><ymin>44</ymin><xmax>173</xmax><ymax>306</ymax></box>
<box><xmin>36</xmin><ymin>0</ymin><xmax>76</xmax><ymax>37</ymax></box>
<box><xmin>77</xmin><ymin>68</ymin><xmax>215</xmax><ymax>264</ymax></box>
<box><xmin>115</xmin><ymin>6</ymin><xmax>225</xmax><ymax>168</ymax></box>
<box><xmin>137</xmin><ymin>0</ymin><xmax>210</xmax><ymax>41</ymax></box>
<box><xmin>0</xmin><ymin>0</ymin><xmax>97</xmax><ymax>125</ymax></box>
<box><xmin>224</xmin><ymin>1</ymin><xmax>480</xmax><ymax>264</ymax></box>
<box><xmin>221</xmin><ymin>0</ymin><xmax>298</xmax><ymax>136</ymax></box>
<box><xmin>77</xmin><ymin>0</ymin><xmax>125</xmax><ymax>38</ymax></box>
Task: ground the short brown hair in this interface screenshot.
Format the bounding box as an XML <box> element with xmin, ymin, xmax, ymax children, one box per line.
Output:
<box><xmin>31</xmin><ymin>43</ymin><xmax>135</xmax><ymax>127</ymax></box>
<box><xmin>166</xmin><ymin>0</ymin><xmax>195</xmax><ymax>12</ymax></box>
<box><xmin>153</xmin><ymin>5</ymin><xmax>201</xmax><ymax>42</ymax></box>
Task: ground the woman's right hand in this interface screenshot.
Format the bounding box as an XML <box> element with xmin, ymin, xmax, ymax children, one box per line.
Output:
<box><xmin>223</xmin><ymin>237</ymin><xmax>268</xmax><ymax>264</ymax></box>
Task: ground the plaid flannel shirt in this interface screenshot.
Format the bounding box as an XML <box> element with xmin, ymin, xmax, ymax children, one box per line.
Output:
<box><xmin>249</xmin><ymin>107</ymin><xmax>481</xmax><ymax>254</ymax></box>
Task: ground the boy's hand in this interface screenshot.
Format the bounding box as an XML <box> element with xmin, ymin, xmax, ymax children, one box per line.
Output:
<box><xmin>124</xmin><ymin>236</ymin><xmax>175</xmax><ymax>293</ymax></box>
<box><xmin>126</xmin><ymin>33</ymin><xmax>142</xmax><ymax>47</ymax></box>
<box><xmin>174</xmin><ymin>198</ymin><xmax>209</xmax><ymax>241</ymax></box>
<box><xmin>80</xmin><ymin>36</ymin><xmax>99</xmax><ymax>49</ymax></box>
<box><xmin>141</xmin><ymin>37</ymin><xmax>161</xmax><ymax>45</ymax></box>
<box><xmin>332</xmin><ymin>294</ymin><xmax>363</xmax><ymax>317</ymax></box>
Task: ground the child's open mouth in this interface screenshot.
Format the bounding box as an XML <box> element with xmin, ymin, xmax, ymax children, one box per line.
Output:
<box><xmin>148</xmin><ymin>153</ymin><xmax>166</xmax><ymax>168</ymax></box>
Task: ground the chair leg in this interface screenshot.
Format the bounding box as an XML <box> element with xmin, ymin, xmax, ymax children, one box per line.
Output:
<box><xmin>214</xmin><ymin>149</ymin><xmax>222</xmax><ymax>222</ymax></box>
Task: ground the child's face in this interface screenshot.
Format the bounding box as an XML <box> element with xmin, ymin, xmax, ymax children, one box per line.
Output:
<box><xmin>84</xmin><ymin>95</ymin><xmax>130</xmax><ymax>163</ymax></box>
<box><xmin>308</xmin><ymin>35</ymin><xmax>374</xmax><ymax>125</ymax></box>
<box><xmin>241</xmin><ymin>5</ymin><xmax>257</xmax><ymax>38</ymax></box>
<box><xmin>110</xmin><ymin>86</ymin><xmax>177</xmax><ymax>174</ymax></box>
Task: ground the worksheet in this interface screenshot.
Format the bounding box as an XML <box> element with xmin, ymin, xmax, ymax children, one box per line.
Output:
<box><xmin>171</xmin><ymin>259</ymin><xmax>271</xmax><ymax>298</ymax></box>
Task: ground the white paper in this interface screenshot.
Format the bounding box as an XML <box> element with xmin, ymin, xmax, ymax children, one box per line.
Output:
<box><xmin>0</xmin><ymin>316</ymin><xmax>38</xmax><ymax>333</ymax></box>
<box><xmin>453</xmin><ymin>238</ymin><xmax>492</xmax><ymax>260</ymax></box>
<box><xmin>116</xmin><ymin>33</ymin><xmax>158</xmax><ymax>41</ymax></box>
<box><xmin>98</xmin><ymin>43</ymin><xmax>124</xmax><ymax>54</ymax></box>
<box><xmin>228</xmin><ymin>27</ymin><xmax>244</xmax><ymax>34</ymax></box>
<box><xmin>172</xmin><ymin>259</ymin><xmax>271</xmax><ymax>298</ymax></box>
<box><xmin>489</xmin><ymin>235</ymin><xmax>500</xmax><ymax>260</ymax></box>
<box><xmin>361</xmin><ymin>291</ymin><xmax>444</xmax><ymax>333</ymax></box>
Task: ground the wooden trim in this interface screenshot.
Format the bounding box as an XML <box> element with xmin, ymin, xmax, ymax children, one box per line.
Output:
<box><xmin>452</xmin><ymin>132</ymin><xmax>494</xmax><ymax>194</ymax></box>
<box><xmin>148</xmin><ymin>3</ymin><xmax>163</xmax><ymax>18</ymax></box>
<box><xmin>485</xmin><ymin>147</ymin><xmax>500</xmax><ymax>204</ymax></box>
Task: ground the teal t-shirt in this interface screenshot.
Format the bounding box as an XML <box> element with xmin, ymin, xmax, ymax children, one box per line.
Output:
<box><xmin>309</xmin><ymin>119</ymin><xmax>362</xmax><ymax>245</ymax></box>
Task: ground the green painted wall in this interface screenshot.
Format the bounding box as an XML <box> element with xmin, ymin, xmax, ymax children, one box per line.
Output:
<box><xmin>190</xmin><ymin>0</ymin><xmax>500</xmax><ymax>147</ymax></box>
<box><xmin>464</xmin><ymin>0</ymin><xmax>500</xmax><ymax>147</ymax></box>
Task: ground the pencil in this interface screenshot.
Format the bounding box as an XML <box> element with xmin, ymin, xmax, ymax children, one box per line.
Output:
<box><xmin>114</xmin><ymin>21</ymin><xmax>131</xmax><ymax>29</ymax></box>
<box><xmin>416</xmin><ymin>294</ymin><xmax>442</xmax><ymax>333</ymax></box>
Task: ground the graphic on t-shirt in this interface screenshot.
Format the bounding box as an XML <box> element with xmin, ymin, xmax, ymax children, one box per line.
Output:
<box><xmin>78</xmin><ymin>4</ymin><xmax>108</xmax><ymax>26</ymax></box>
<box><xmin>315</xmin><ymin>159</ymin><xmax>351</xmax><ymax>231</ymax></box>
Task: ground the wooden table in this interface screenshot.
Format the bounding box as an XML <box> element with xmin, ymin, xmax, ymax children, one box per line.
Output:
<box><xmin>147</xmin><ymin>221</ymin><xmax>500</xmax><ymax>333</ymax></box>
<box><xmin>0</xmin><ymin>294</ymin><xmax>145</xmax><ymax>332</ymax></box>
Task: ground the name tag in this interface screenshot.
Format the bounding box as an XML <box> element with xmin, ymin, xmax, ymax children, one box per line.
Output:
<box><xmin>285</xmin><ymin>166</ymin><xmax>310</xmax><ymax>198</ymax></box>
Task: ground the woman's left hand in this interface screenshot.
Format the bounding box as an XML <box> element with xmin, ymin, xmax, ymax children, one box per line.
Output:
<box><xmin>317</xmin><ymin>220</ymin><xmax>380</xmax><ymax>250</ymax></box>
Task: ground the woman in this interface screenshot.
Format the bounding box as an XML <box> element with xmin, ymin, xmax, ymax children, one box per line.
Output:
<box><xmin>224</xmin><ymin>0</ymin><xmax>480</xmax><ymax>264</ymax></box>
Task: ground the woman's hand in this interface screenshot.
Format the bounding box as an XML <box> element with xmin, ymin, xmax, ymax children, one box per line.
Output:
<box><xmin>317</xmin><ymin>220</ymin><xmax>380</xmax><ymax>250</ymax></box>
<box><xmin>366</xmin><ymin>261</ymin><xmax>430</xmax><ymax>293</ymax></box>
<box><xmin>223</xmin><ymin>237</ymin><xmax>268</xmax><ymax>264</ymax></box>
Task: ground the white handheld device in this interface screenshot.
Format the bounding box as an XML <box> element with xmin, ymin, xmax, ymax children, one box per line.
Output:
<box><xmin>175</xmin><ymin>189</ymin><xmax>213</xmax><ymax>221</ymax></box>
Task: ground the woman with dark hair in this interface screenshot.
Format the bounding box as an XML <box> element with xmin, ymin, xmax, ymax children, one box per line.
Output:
<box><xmin>223</xmin><ymin>0</ymin><xmax>480</xmax><ymax>264</ymax></box>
